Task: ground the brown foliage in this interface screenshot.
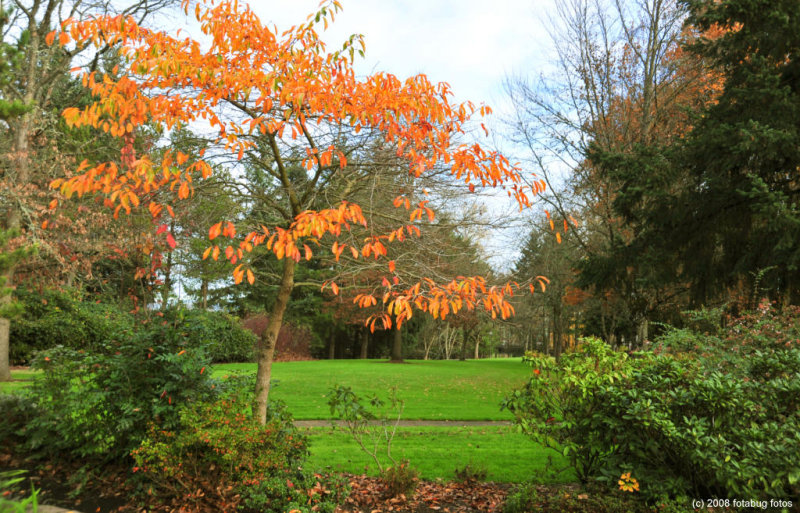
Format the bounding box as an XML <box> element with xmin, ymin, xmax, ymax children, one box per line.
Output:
<box><xmin>243</xmin><ymin>315</ymin><xmax>313</xmax><ymax>361</ymax></box>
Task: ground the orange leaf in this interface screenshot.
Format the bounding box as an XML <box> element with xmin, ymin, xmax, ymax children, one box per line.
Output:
<box><xmin>388</xmin><ymin>260</ymin><xmax>396</xmax><ymax>273</ymax></box>
<box><xmin>46</xmin><ymin>31</ymin><xmax>56</xmax><ymax>45</ymax></box>
<box><xmin>209</xmin><ymin>222</ymin><xmax>222</xmax><ymax>240</ymax></box>
<box><xmin>247</xmin><ymin>269</ymin><xmax>255</xmax><ymax>285</ymax></box>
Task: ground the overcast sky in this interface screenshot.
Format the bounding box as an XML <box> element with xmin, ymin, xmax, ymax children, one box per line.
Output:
<box><xmin>248</xmin><ymin>1</ymin><xmax>555</xmax><ymax>110</ymax></box>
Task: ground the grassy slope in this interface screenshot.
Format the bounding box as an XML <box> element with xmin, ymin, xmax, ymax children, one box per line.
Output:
<box><xmin>213</xmin><ymin>358</ymin><xmax>532</xmax><ymax>420</ymax></box>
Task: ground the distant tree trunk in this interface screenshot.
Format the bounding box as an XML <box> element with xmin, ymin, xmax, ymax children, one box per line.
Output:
<box><xmin>459</xmin><ymin>327</ymin><xmax>471</xmax><ymax>361</ymax></box>
<box><xmin>390</xmin><ymin>325</ymin><xmax>402</xmax><ymax>362</ymax></box>
<box><xmin>254</xmin><ymin>258</ymin><xmax>295</xmax><ymax>425</ymax></box>
<box><xmin>553</xmin><ymin>301</ymin><xmax>563</xmax><ymax>360</ymax></box>
<box><xmin>359</xmin><ymin>327</ymin><xmax>369</xmax><ymax>359</ymax></box>
<box><xmin>0</xmin><ymin>318</ymin><xmax>10</xmax><ymax>381</ymax></box>
<box><xmin>636</xmin><ymin>319</ymin><xmax>649</xmax><ymax>347</ymax></box>
<box><xmin>200</xmin><ymin>279</ymin><xmax>208</xmax><ymax>310</ymax></box>
<box><xmin>328</xmin><ymin>331</ymin><xmax>336</xmax><ymax>360</ymax></box>
<box><xmin>473</xmin><ymin>336</ymin><xmax>481</xmax><ymax>359</ymax></box>
<box><xmin>161</xmin><ymin>246</ymin><xmax>173</xmax><ymax>309</ymax></box>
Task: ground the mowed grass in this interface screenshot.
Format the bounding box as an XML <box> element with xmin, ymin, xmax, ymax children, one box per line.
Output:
<box><xmin>304</xmin><ymin>425</ymin><xmax>573</xmax><ymax>483</ymax></box>
<box><xmin>2</xmin><ymin>360</ymin><xmax>568</xmax><ymax>483</ymax></box>
<box><xmin>0</xmin><ymin>368</ymin><xmax>36</xmax><ymax>393</ymax></box>
<box><xmin>213</xmin><ymin>358</ymin><xmax>532</xmax><ymax>420</ymax></box>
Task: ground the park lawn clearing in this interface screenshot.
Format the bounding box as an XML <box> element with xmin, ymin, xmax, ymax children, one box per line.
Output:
<box><xmin>214</xmin><ymin>358</ymin><xmax>532</xmax><ymax>420</ymax></box>
<box><xmin>304</xmin><ymin>425</ymin><xmax>573</xmax><ymax>483</ymax></box>
<box><xmin>0</xmin><ymin>368</ymin><xmax>36</xmax><ymax>394</ymax></box>
<box><xmin>4</xmin><ymin>359</ymin><xmax>532</xmax><ymax>420</ymax></box>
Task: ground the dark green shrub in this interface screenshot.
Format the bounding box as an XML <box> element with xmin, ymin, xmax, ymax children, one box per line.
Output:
<box><xmin>162</xmin><ymin>307</ymin><xmax>256</xmax><ymax>362</ymax></box>
<box><xmin>504</xmin><ymin>307</ymin><xmax>800</xmax><ymax>503</ymax></box>
<box><xmin>0</xmin><ymin>394</ymin><xmax>38</xmax><ymax>449</ymax></box>
<box><xmin>10</xmin><ymin>287</ymin><xmax>134</xmax><ymax>364</ymax></box>
<box><xmin>22</xmin><ymin>316</ymin><xmax>215</xmax><ymax>462</ymax></box>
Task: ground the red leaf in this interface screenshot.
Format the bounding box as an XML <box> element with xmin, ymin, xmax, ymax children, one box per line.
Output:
<box><xmin>156</xmin><ymin>224</ymin><xmax>168</xmax><ymax>235</ymax></box>
<box><xmin>166</xmin><ymin>233</ymin><xmax>176</xmax><ymax>249</ymax></box>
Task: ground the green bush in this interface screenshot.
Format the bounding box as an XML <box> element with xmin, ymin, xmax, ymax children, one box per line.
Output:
<box><xmin>504</xmin><ymin>307</ymin><xmax>800</xmax><ymax>503</ymax></box>
<box><xmin>502</xmin><ymin>338</ymin><xmax>632</xmax><ymax>482</ymax></box>
<box><xmin>9</xmin><ymin>288</ymin><xmax>255</xmax><ymax>365</ymax></box>
<box><xmin>10</xmin><ymin>287</ymin><xmax>134</xmax><ymax>364</ymax></box>
<box><xmin>162</xmin><ymin>307</ymin><xmax>256</xmax><ymax>362</ymax></box>
<box><xmin>132</xmin><ymin>392</ymin><xmax>346</xmax><ymax>513</ymax></box>
<box><xmin>21</xmin><ymin>316</ymin><xmax>215</xmax><ymax>462</ymax></box>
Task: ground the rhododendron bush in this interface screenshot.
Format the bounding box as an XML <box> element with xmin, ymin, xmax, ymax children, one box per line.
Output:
<box><xmin>504</xmin><ymin>307</ymin><xmax>800</xmax><ymax>501</ymax></box>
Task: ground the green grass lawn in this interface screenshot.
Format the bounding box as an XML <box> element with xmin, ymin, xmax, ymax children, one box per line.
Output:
<box><xmin>2</xmin><ymin>359</ymin><xmax>564</xmax><ymax>483</ymax></box>
<box><xmin>214</xmin><ymin>358</ymin><xmax>532</xmax><ymax>420</ymax></box>
<box><xmin>305</xmin><ymin>425</ymin><xmax>573</xmax><ymax>483</ymax></box>
<box><xmin>0</xmin><ymin>368</ymin><xmax>36</xmax><ymax>394</ymax></box>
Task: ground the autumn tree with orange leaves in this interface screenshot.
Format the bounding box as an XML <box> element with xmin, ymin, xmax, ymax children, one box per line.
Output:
<box><xmin>47</xmin><ymin>0</ymin><xmax>545</xmax><ymax>423</ymax></box>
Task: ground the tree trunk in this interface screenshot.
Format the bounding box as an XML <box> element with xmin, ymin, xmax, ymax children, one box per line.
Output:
<box><xmin>473</xmin><ymin>336</ymin><xmax>481</xmax><ymax>359</ymax></box>
<box><xmin>161</xmin><ymin>246</ymin><xmax>173</xmax><ymax>308</ymax></box>
<box><xmin>200</xmin><ymin>279</ymin><xmax>208</xmax><ymax>310</ymax></box>
<box><xmin>0</xmin><ymin>318</ymin><xmax>10</xmax><ymax>381</ymax></box>
<box><xmin>359</xmin><ymin>327</ymin><xmax>369</xmax><ymax>359</ymax></box>
<box><xmin>328</xmin><ymin>331</ymin><xmax>336</xmax><ymax>360</ymax></box>
<box><xmin>636</xmin><ymin>319</ymin><xmax>649</xmax><ymax>347</ymax></box>
<box><xmin>253</xmin><ymin>258</ymin><xmax>295</xmax><ymax>424</ymax></box>
<box><xmin>553</xmin><ymin>301</ymin><xmax>563</xmax><ymax>360</ymax></box>
<box><xmin>390</xmin><ymin>325</ymin><xmax>402</xmax><ymax>362</ymax></box>
<box><xmin>459</xmin><ymin>327</ymin><xmax>471</xmax><ymax>361</ymax></box>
